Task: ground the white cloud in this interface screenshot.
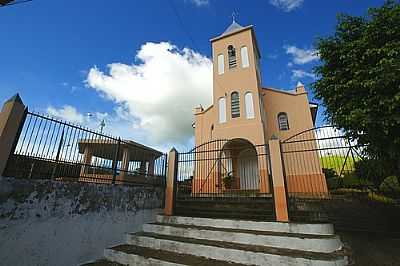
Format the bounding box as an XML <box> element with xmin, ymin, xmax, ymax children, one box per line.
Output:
<box><xmin>285</xmin><ymin>45</ymin><xmax>319</xmax><ymax>65</ymax></box>
<box><xmin>269</xmin><ymin>0</ymin><xmax>304</xmax><ymax>12</ymax></box>
<box><xmin>291</xmin><ymin>69</ymin><xmax>315</xmax><ymax>80</ymax></box>
<box><xmin>47</xmin><ymin>105</ymin><xmax>84</xmax><ymax>124</ymax></box>
<box><xmin>187</xmin><ymin>0</ymin><xmax>209</xmax><ymax>7</ymax></box>
<box><xmin>86</xmin><ymin>42</ymin><xmax>212</xmax><ymax>145</ymax></box>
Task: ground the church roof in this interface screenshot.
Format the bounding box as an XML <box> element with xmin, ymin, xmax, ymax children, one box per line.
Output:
<box><xmin>222</xmin><ymin>20</ymin><xmax>244</xmax><ymax>36</ymax></box>
<box><xmin>210</xmin><ymin>20</ymin><xmax>253</xmax><ymax>42</ymax></box>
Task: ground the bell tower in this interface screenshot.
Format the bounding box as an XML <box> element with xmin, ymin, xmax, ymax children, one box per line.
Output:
<box><xmin>210</xmin><ymin>19</ymin><xmax>266</xmax><ymax>145</ymax></box>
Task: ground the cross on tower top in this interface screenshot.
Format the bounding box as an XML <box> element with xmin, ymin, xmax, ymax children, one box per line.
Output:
<box><xmin>231</xmin><ymin>11</ymin><xmax>238</xmax><ymax>23</ymax></box>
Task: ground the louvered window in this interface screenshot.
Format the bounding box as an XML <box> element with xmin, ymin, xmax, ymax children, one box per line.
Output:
<box><xmin>228</xmin><ymin>45</ymin><xmax>237</xmax><ymax>69</ymax></box>
<box><xmin>278</xmin><ymin>112</ymin><xmax>289</xmax><ymax>130</ymax></box>
<box><xmin>231</xmin><ymin>92</ymin><xmax>240</xmax><ymax>118</ymax></box>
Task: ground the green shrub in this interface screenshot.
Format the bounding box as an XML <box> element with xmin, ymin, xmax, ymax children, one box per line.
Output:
<box><xmin>223</xmin><ymin>173</ymin><xmax>234</xmax><ymax>189</ymax></box>
<box><xmin>327</xmin><ymin>178</ymin><xmax>340</xmax><ymax>190</ymax></box>
<box><xmin>368</xmin><ymin>191</ymin><xmax>395</xmax><ymax>204</ymax></box>
<box><xmin>323</xmin><ymin>168</ymin><xmax>338</xmax><ymax>179</ymax></box>
<box><xmin>331</xmin><ymin>188</ymin><xmax>363</xmax><ymax>193</ymax></box>
<box><xmin>379</xmin><ymin>176</ymin><xmax>400</xmax><ymax>194</ymax></box>
<box><xmin>354</xmin><ymin>159</ymin><xmax>395</xmax><ymax>187</ymax></box>
<box><xmin>327</xmin><ymin>172</ymin><xmax>373</xmax><ymax>190</ymax></box>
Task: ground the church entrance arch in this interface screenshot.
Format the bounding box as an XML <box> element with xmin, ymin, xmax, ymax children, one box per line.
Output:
<box><xmin>222</xmin><ymin>138</ymin><xmax>259</xmax><ymax>191</ymax></box>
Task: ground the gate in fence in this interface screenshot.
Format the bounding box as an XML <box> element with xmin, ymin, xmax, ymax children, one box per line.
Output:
<box><xmin>3</xmin><ymin>110</ymin><xmax>167</xmax><ymax>187</ymax></box>
<box><xmin>174</xmin><ymin>139</ymin><xmax>275</xmax><ymax>220</ymax></box>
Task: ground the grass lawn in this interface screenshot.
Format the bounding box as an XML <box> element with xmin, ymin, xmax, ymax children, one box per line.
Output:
<box><xmin>320</xmin><ymin>155</ymin><xmax>360</xmax><ymax>175</ymax></box>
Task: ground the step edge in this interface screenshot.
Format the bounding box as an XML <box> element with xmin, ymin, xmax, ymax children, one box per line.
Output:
<box><xmin>128</xmin><ymin>232</ymin><xmax>347</xmax><ymax>261</ymax></box>
<box><xmin>141</xmin><ymin>223</ymin><xmax>343</xmax><ymax>253</ymax></box>
<box><xmin>127</xmin><ymin>234</ymin><xmax>348</xmax><ymax>266</ymax></box>
<box><xmin>104</xmin><ymin>247</ymin><xmax>186</xmax><ymax>266</ymax></box>
<box><xmin>148</xmin><ymin>222</ymin><xmax>339</xmax><ymax>240</ymax></box>
<box><xmin>156</xmin><ymin>215</ymin><xmax>335</xmax><ymax>235</ymax></box>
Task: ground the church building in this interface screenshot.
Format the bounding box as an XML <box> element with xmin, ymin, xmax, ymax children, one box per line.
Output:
<box><xmin>192</xmin><ymin>20</ymin><xmax>328</xmax><ymax>196</ymax></box>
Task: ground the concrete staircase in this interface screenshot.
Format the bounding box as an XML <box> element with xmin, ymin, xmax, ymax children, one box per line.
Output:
<box><xmin>82</xmin><ymin>215</ymin><xmax>348</xmax><ymax>266</ymax></box>
<box><xmin>175</xmin><ymin>197</ymin><xmax>275</xmax><ymax>221</ymax></box>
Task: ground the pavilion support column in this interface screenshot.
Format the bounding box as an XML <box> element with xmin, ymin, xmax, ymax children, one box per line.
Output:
<box><xmin>148</xmin><ymin>159</ymin><xmax>155</xmax><ymax>176</ymax></box>
<box><xmin>164</xmin><ymin>148</ymin><xmax>178</xmax><ymax>216</ymax></box>
<box><xmin>139</xmin><ymin>160</ymin><xmax>146</xmax><ymax>175</ymax></box>
<box><xmin>269</xmin><ymin>138</ymin><xmax>289</xmax><ymax>222</ymax></box>
<box><xmin>80</xmin><ymin>146</ymin><xmax>93</xmax><ymax>177</ymax></box>
<box><xmin>120</xmin><ymin>148</ymin><xmax>130</xmax><ymax>178</ymax></box>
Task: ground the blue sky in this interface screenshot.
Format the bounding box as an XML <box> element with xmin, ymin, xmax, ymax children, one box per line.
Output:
<box><xmin>0</xmin><ymin>0</ymin><xmax>385</xmax><ymax>149</ymax></box>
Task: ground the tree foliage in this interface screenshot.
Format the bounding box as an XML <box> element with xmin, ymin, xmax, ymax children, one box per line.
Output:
<box><xmin>313</xmin><ymin>1</ymin><xmax>400</xmax><ymax>175</ymax></box>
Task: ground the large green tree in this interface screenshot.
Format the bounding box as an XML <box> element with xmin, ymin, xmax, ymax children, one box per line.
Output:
<box><xmin>313</xmin><ymin>1</ymin><xmax>400</xmax><ymax>175</ymax></box>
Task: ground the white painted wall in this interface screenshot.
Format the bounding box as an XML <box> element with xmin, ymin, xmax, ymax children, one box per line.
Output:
<box><xmin>0</xmin><ymin>177</ymin><xmax>163</xmax><ymax>266</ymax></box>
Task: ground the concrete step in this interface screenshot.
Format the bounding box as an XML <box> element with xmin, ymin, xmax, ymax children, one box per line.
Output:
<box><xmin>156</xmin><ymin>215</ymin><xmax>335</xmax><ymax>235</ymax></box>
<box><xmin>142</xmin><ymin>222</ymin><xmax>342</xmax><ymax>253</ymax></box>
<box><xmin>175</xmin><ymin>209</ymin><xmax>275</xmax><ymax>221</ymax></box>
<box><xmin>175</xmin><ymin>198</ymin><xmax>275</xmax><ymax>221</ymax></box>
<box><xmin>80</xmin><ymin>259</ymin><xmax>123</xmax><ymax>266</ymax></box>
<box><xmin>103</xmin><ymin>244</ymin><xmax>248</xmax><ymax>266</ymax></box>
<box><xmin>126</xmin><ymin>232</ymin><xmax>348</xmax><ymax>266</ymax></box>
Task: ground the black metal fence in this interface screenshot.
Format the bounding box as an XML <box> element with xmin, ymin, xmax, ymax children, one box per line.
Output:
<box><xmin>4</xmin><ymin>111</ymin><xmax>167</xmax><ymax>187</ymax></box>
<box><xmin>280</xmin><ymin>126</ymin><xmax>400</xmax><ymax>230</ymax></box>
<box><xmin>176</xmin><ymin>139</ymin><xmax>272</xmax><ymax>199</ymax></box>
<box><xmin>280</xmin><ymin>125</ymin><xmax>367</xmax><ymax>199</ymax></box>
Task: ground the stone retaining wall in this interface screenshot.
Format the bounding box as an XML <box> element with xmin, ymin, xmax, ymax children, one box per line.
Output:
<box><xmin>0</xmin><ymin>177</ymin><xmax>164</xmax><ymax>266</ymax></box>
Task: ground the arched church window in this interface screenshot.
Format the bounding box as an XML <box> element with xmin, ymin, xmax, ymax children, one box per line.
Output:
<box><xmin>241</xmin><ymin>46</ymin><xmax>249</xmax><ymax>68</ymax></box>
<box><xmin>231</xmin><ymin>92</ymin><xmax>240</xmax><ymax>118</ymax></box>
<box><xmin>244</xmin><ymin>92</ymin><xmax>255</xmax><ymax>119</ymax></box>
<box><xmin>278</xmin><ymin>112</ymin><xmax>289</xmax><ymax>130</ymax></box>
<box><xmin>218</xmin><ymin>97</ymin><xmax>226</xmax><ymax>123</ymax></box>
<box><xmin>217</xmin><ymin>54</ymin><xmax>224</xmax><ymax>75</ymax></box>
<box><xmin>228</xmin><ymin>45</ymin><xmax>237</xmax><ymax>69</ymax></box>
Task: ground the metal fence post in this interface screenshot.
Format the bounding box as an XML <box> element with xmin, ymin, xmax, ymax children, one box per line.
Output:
<box><xmin>51</xmin><ymin>129</ymin><xmax>64</xmax><ymax>179</ymax></box>
<box><xmin>112</xmin><ymin>138</ymin><xmax>121</xmax><ymax>184</ymax></box>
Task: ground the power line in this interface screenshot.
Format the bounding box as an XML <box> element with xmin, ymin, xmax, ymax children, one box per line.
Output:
<box><xmin>167</xmin><ymin>0</ymin><xmax>199</xmax><ymax>51</ymax></box>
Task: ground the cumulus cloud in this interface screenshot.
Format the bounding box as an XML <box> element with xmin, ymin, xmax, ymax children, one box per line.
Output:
<box><xmin>47</xmin><ymin>105</ymin><xmax>85</xmax><ymax>124</ymax></box>
<box><xmin>269</xmin><ymin>0</ymin><xmax>304</xmax><ymax>12</ymax></box>
<box><xmin>291</xmin><ymin>69</ymin><xmax>315</xmax><ymax>80</ymax></box>
<box><xmin>86</xmin><ymin>42</ymin><xmax>212</xmax><ymax>145</ymax></box>
<box><xmin>285</xmin><ymin>45</ymin><xmax>319</xmax><ymax>65</ymax></box>
<box><xmin>46</xmin><ymin>104</ymin><xmax>150</xmax><ymax>141</ymax></box>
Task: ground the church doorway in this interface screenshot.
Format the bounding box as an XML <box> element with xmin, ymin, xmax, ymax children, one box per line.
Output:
<box><xmin>238</xmin><ymin>147</ymin><xmax>259</xmax><ymax>190</ymax></box>
<box><xmin>222</xmin><ymin>138</ymin><xmax>259</xmax><ymax>191</ymax></box>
